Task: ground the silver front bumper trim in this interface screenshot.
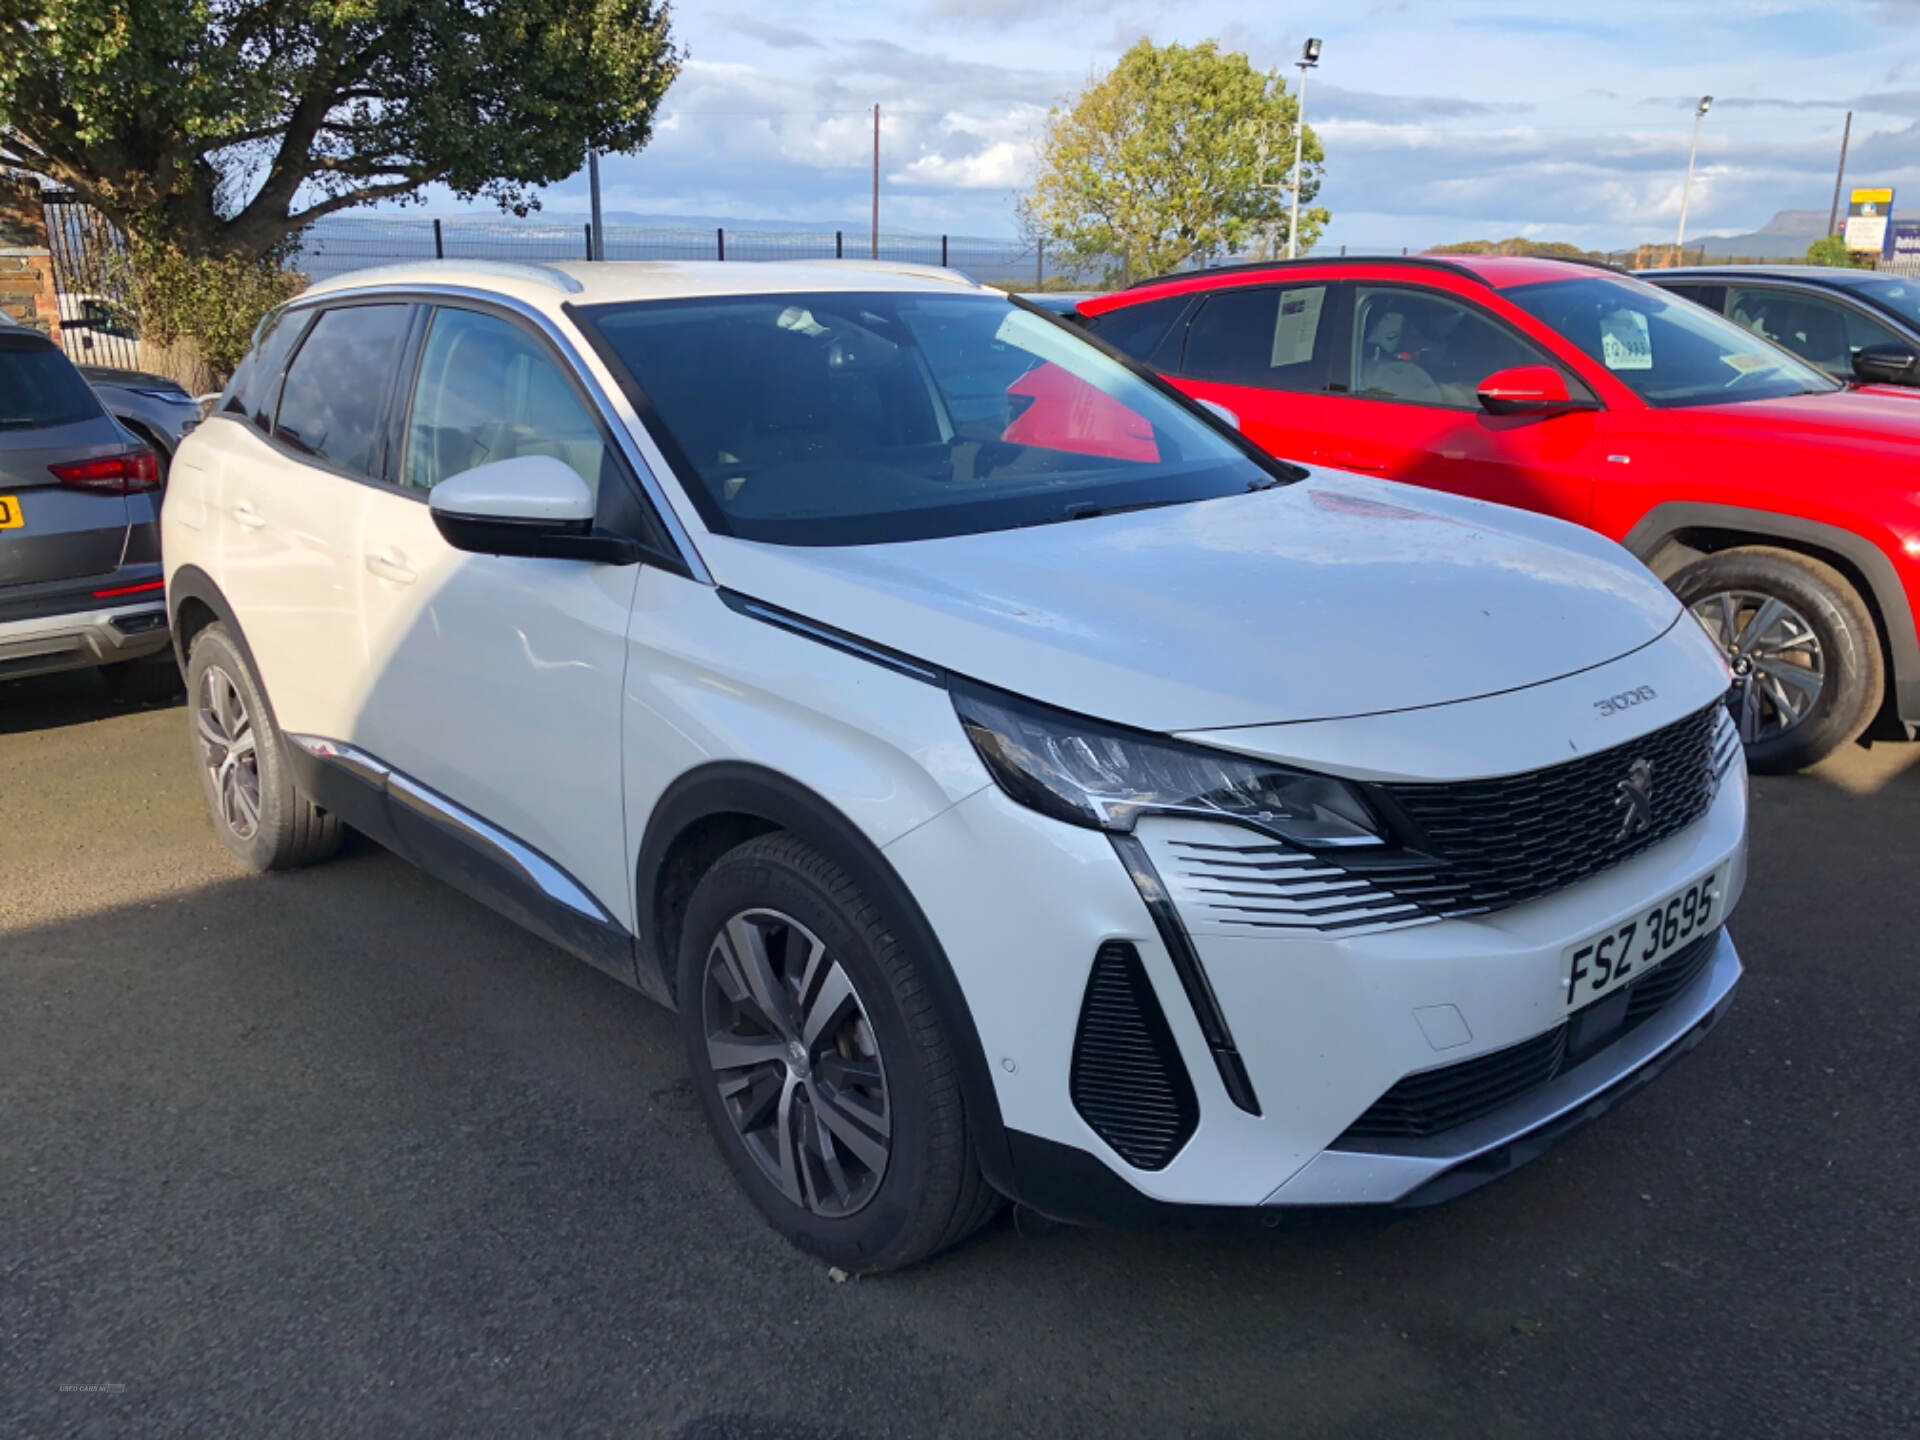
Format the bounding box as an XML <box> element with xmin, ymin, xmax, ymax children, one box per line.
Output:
<box><xmin>1265</xmin><ymin>931</ymin><xmax>1743</xmax><ymax>1206</ymax></box>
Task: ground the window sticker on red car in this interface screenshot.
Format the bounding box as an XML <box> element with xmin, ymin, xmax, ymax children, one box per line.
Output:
<box><xmin>1270</xmin><ymin>287</ymin><xmax>1326</xmax><ymax>367</ymax></box>
<box><xmin>1600</xmin><ymin>310</ymin><xmax>1653</xmax><ymax>370</ymax></box>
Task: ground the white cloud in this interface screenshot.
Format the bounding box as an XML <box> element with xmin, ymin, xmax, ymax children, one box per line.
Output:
<box><xmin>403</xmin><ymin>0</ymin><xmax>1920</xmax><ymax>251</ymax></box>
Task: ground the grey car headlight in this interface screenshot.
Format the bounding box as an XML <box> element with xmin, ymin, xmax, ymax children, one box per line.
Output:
<box><xmin>951</xmin><ymin>682</ymin><xmax>1385</xmax><ymax>847</ymax></box>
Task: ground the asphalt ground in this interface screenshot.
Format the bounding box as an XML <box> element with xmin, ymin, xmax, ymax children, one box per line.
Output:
<box><xmin>3</xmin><ymin>668</ymin><xmax>1916</xmax><ymax>1439</ymax></box>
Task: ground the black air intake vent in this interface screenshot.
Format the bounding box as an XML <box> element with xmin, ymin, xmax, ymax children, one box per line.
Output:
<box><xmin>1069</xmin><ymin>942</ymin><xmax>1199</xmax><ymax>1170</ymax></box>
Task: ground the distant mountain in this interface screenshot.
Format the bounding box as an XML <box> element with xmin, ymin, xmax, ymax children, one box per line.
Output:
<box><xmin>1686</xmin><ymin>207</ymin><xmax>1920</xmax><ymax>260</ymax></box>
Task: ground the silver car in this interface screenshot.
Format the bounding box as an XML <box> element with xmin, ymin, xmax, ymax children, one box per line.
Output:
<box><xmin>76</xmin><ymin>365</ymin><xmax>203</xmax><ymax>480</ymax></box>
<box><xmin>0</xmin><ymin>323</ymin><xmax>175</xmax><ymax>698</ymax></box>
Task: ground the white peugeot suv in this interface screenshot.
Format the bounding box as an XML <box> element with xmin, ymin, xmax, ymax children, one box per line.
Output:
<box><xmin>162</xmin><ymin>259</ymin><xmax>1747</xmax><ymax>1270</ymax></box>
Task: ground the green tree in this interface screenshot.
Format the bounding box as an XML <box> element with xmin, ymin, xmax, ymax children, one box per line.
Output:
<box><xmin>1022</xmin><ymin>39</ymin><xmax>1326</xmax><ymax>284</ymax></box>
<box><xmin>0</xmin><ymin>1</ymin><xmax>679</xmax><ymax>374</ymax></box>
<box><xmin>1805</xmin><ymin>235</ymin><xmax>1871</xmax><ymax>268</ymax></box>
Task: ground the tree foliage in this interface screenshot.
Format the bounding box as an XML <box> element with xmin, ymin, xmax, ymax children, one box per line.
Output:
<box><xmin>1429</xmin><ymin>238</ymin><xmax>1600</xmax><ymax>260</ymax></box>
<box><xmin>1804</xmin><ymin>235</ymin><xmax>1872</xmax><ymax>268</ymax></box>
<box><xmin>1022</xmin><ymin>39</ymin><xmax>1326</xmax><ymax>284</ymax></box>
<box><xmin>0</xmin><ymin>0</ymin><xmax>681</xmax><ymax>260</ymax></box>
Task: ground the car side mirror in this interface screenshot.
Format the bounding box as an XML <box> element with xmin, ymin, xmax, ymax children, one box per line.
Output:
<box><xmin>1196</xmin><ymin>398</ymin><xmax>1241</xmax><ymax>430</ymax></box>
<box><xmin>1476</xmin><ymin>364</ymin><xmax>1596</xmax><ymax>416</ymax></box>
<box><xmin>1852</xmin><ymin>343</ymin><xmax>1920</xmax><ymax>386</ymax></box>
<box><xmin>428</xmin><ymin>455</ymin><xmax>644</xmax><ymax>565</ymax></box>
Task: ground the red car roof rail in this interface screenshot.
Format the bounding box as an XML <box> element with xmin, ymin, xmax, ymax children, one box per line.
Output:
<box><xmin>1126</xmin><ymin>255</ymin><xmax>1494</xmax><ymax>290</ymax></box>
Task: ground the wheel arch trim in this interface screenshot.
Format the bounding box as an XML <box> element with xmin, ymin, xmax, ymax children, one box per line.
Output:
<box><xmin>634</xmin><ymin>760</ymin><xmax>1014</xmax><ymax>1187</ymax></box>
<box><xmin>1621</xmin><ymin>502</ymin><xmax>1920</xmax><ymax>725</ymax></box>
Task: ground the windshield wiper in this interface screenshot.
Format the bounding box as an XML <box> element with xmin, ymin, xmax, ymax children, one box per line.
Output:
<box><xmin>1061</xmin><ymin>497</ymin><xmax>1194</xmax><ymax>521</ymax></box>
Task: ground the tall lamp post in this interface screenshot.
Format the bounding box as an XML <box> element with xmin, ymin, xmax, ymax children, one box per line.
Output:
<box><xmin>1674</xmin><ymin>95</ymin><xmax>1712</xmax><ymax>262</ymax></box>
<box><xmin>1288</xmin><ymin>37</ymin><xmax>1321</xmax><ymax>260</ymax></box>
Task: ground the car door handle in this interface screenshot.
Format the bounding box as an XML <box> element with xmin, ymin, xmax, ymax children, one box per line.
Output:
<box><xmin>1326</xmin><ymin>451</ymin><xmax>1388</xmax><ymax>472</ymax></box>
<box><xmin>230</xmin><ymin>501</ymin><xmax>267</xmax><ymax>530</ymax></box>
<box><xmin>365</xmin><ymin>551</ymin><xmax>417</xmax><ymax>585</ymax></box>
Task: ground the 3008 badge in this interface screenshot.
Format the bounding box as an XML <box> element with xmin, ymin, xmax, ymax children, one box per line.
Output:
<box><xmin>1560</xmin><ymin>862</ymin><xmax>1726</xmax><ymax>1015</ymax></box>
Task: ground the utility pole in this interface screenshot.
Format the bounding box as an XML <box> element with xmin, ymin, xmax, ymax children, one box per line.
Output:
<box><xmin>1674</xmin><ymin>95</ymin><xmax>1711</xmax><ymax>258</ymax></box>
<box><xmin>1828</xmin><ymin>110</ymin><xmax>1853</xmax><ymax>238</ymax></box>
<box><xmin>588</xmin><ymin>149</ymin><xmax>604</xmax><ymax>261</ymax></box>
<box><xmin>871</xmin><ymin>104</ymin><xmax>880</xmax><ymax>260</ymax></box>
<box><xmin>1288</xmin><ymin>39</ymin><xmax>1321</xmax><ymax>259</ymax></box>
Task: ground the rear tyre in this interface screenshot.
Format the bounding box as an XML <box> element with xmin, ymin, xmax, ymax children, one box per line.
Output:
<box><xmin>185</xmin><ymin>623</ymin><xmax>343</xmax><ymax>870</ymax></box>
<box><xmin>1669</xmin><ymin>546</ymin><xmax>1884</xmax><ymax>774</ymax></box>
<box><xmin>677</xmin><ymin>832</ymin><xmax>1002</xmax><ymax>1272</ymax></box>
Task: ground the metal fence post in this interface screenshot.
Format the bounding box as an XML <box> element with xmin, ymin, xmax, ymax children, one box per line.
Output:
<box><xmin>433</xmin><ymin>218</ymin><xmax>444</xmax><ymax>260</ymax></box>
<box><xmin>717</xmin><ymin>227</ymin><xmax>725</xmax><ymax>261</ymax></box>
<box><xmin>836</xmin><ymin>230</ymin><xmax>843</xmax><ymax>259</ymax></box>
<box><xmin>941</xmin><ymin>235</ymin><xmax>948</xmax><ymax>268</ymax></box>
<box><xmin>584</xmin><ymin>223</ymin><xmax>593</xmax><ymax>260</ymax></box>
<box><xmin>1036</xmin><ymin>240</ymin><xmax>1043</xmax><ymax>288</ymax></box>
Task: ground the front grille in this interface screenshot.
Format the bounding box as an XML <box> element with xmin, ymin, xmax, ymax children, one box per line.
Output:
<box><xmin>1069</xmin><ymin>942</ymin><xmax>1199</xmax><ymax>1170</ymax></box>
<box><xmin>1336</xmin><ymin>928</ymin><xmax>1722</xmax><ymax>1143</ymax></box>
<box><xmin>1373</xmin><ymin>702</ymin><xmax>1723</xmax><ymax>917</ymax></box>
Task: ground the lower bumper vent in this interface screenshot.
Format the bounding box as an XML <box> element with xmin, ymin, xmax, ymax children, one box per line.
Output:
<box><xmin>1069</xmin><ymin>942</ymin><xmax>1199</xmax><ymax>1170</ymax></box>
<box><xmin>1337</xmin><ymin>928</ymin><xmax>1721</xmax><ymax>1143</ymax></box>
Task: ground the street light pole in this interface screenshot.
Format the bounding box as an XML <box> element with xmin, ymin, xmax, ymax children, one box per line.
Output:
<box><xmin>1674</xmin><ymin>95</ymin><xmax>1711</xmax><ymax>261</ymax></box>
<box><xmin>1288</xmin><ymin>38</ymin><xmax>1321</xmax><ymax>260</ymax></box>
<box><xmin>587</xmin><ymin>149</ymin><xmax>604</xmax><ymax>261</ymax></box>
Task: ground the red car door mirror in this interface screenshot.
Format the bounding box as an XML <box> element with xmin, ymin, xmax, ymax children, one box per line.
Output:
<box><xmin>1476</xmin><ymin>364</ymin><xmax>1594</xmax><ymax>415</ymax></box>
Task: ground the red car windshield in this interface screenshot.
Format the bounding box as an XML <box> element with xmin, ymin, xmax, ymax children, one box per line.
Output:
<box><xmin>1506</xmin><ymin>275</ymin><xmax>1838</xmax><ymax>408</ymax></box>
<box><xmin>578</xmin><ymin>292</ymin><xmax>1287</xmax><ymax>546</ymax></box>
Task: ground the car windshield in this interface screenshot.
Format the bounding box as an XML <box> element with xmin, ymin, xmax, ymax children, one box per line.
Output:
<box><xmin>577</xmin><ymin>290</ymin><xmax>1287</xmax><ymax>546</ymax></box>
<box><xmin>1821</xmin><ymin>271</ymin><xmax>1920</xmax><ymax>329</ymax></box>
<box><xmin>1505</xmin><ymin>275</ymin><xmax>1838</xmax><ymax>407</ymax></box>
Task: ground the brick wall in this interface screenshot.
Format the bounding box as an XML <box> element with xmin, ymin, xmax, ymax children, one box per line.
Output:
<box><xmin>0</xmin><ymin>249</ymin><xmax>60</xmax><ymax>340</ymax></box>
<box><xmin>0</xmin><ymin>181</ymin><xmax>59</xmax><ymax>339</ymax></box>
<box><xmin>0</xmin><ymin>178</ymin><xmax>48</xmax><ymax>248</ymax></box>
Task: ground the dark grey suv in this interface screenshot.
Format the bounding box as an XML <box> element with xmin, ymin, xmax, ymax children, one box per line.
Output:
<box><xmin>0</xmin><ymin>324</ymin><xmax>174</xmax><ymax>696</ymax></box>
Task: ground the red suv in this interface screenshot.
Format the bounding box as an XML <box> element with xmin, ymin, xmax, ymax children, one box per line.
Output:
<box><xmin>1076</xmin><ymin>255</ymin><xmax>1920</xmax><ymax>771</ymax></box>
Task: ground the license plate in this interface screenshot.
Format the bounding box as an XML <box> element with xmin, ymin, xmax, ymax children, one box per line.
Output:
<box><xmin>0</xmin><ymin>495</ymin><xmax>20</xmax><ymax>530</ymax></box>
<box><xmin>1560</xmin><ymin>862</ymin><xmax>1727</xmax><ymax>1015</ymax></box>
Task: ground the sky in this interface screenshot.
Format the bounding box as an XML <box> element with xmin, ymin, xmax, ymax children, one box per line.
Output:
<box><xmin>422</xmin><ymin>0</ymin><xmax>1920</xmax><ymax>253</ymax></box>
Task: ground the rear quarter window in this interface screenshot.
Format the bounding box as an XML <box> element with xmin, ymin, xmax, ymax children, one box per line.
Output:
<box><xmin>0</xmin><ymin>333</ymin><xmax>106</xmax><ymax>430</ymax></box>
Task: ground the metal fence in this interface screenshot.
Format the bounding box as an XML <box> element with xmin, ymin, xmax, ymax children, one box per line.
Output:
<box><xmin>39</xmin><ymin>191</ymin><xmax>141</xmax><ymax>369</ymax></box>
<box><xmin>296</xmin><ymin>214</ymin><xmax>1076</xmax><ymax>289</ymax></box>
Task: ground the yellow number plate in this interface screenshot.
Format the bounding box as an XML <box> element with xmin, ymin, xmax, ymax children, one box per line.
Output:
<box><xmin>0</xmin><ymin>495</ymin><xmax>21</xmax><ymax>530</ymax></box>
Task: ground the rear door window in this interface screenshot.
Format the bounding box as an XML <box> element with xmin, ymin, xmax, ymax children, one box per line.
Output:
<box><xmin>1179</xmin><ymin>284</ymin><xmax>1333</xmax><ymax>392</ymax></box>
<box><xmin>220</xmin><ymin>306</ymin><xmax>309</xmax><ymax>434</ymax></box>
<box><xmin>272</xmin><ymin>304</ymin><xmax>413</xmax><ymax>476</ymax></box>
<box><xmin>0</xmin><ymin>333</ymin><xmax>105</xmax><ymax>430</ymax></box>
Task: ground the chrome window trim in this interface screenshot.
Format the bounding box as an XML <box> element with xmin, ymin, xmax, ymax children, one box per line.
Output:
<box><xmin>282</xmin><ymin>282</ymin><xmax>713</xmax><ymax>584</ymax></box>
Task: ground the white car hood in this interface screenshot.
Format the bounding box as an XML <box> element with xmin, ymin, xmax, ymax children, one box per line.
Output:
<box><xmin>698</xmin><ymin>472</ymin><xmax>1685</xmax><ymax>732</ymax></box>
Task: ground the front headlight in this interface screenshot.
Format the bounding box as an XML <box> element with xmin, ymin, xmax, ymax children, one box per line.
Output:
<box><xmin>951</xmin><ymin>682</ymin><xmax>1385</xmax><ymax>847</ymax></box>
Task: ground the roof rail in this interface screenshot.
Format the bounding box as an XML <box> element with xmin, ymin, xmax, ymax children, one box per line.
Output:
<box><xmin>303</xmin><ymin>259</ymin><xmax>585</xmax><ymax>297</ymax></box>
<box><xmin>1128</xmin><ymin>254</ymin><xmax>1494</xmax><ymax>290</ymax></box>
<box><xmin>792</xmin><ymin>258</ymin><xmax>980</xmax><ymax>288</ymax></box>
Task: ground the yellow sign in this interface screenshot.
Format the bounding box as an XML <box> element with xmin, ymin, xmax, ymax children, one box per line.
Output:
<box><xmin>0</xmin><ymin>495</ymin><xmax>21</xmax><ymax>530</ymax></box>
<box><xmin>1846</xmin><ymin>187</ymin><xmax>1896</xmax><ymax>253</ymax></box>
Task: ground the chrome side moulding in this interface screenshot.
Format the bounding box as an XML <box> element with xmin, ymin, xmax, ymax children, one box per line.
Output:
<box><xmin>289</xmin><ymin>733</ymin><xmax>615</xmax><ymax>927</ymax></box>
<box><xmin>385</xmin><ymin>772</ymin><xmax>615</xmax><ymax>926</ymax></box>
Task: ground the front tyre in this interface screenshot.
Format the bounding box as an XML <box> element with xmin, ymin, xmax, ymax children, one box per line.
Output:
<box><xmin>185</xmin><ymin>623</ymin><xmax>343</xmax><ymax>871</ymax></box>
<box><xmin>1670</xmin><ymin>546</ymin><xmax>1884</xmax><ymax>774</ymax></box>
<box><xmin>677</xmin><ymin>833</ymin><xmax>1001</xmax><ymax>1272</ymax></box>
